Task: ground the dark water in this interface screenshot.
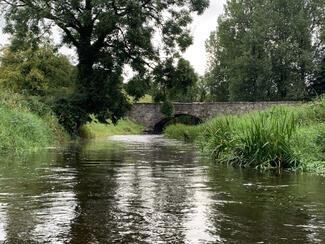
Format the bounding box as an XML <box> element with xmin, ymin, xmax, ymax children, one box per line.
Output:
<box><xmin>0</xmin><ymin>135</ymin><xmax>324</xmax><ymax>243</ymax></box>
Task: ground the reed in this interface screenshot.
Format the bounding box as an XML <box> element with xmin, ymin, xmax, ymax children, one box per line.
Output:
<box><xmin>164</xmin><ymin>97</ymin><xmax>325</xmax><ymax>172</ymax></box>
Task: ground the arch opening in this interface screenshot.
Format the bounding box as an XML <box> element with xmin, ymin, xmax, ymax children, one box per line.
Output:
<box><xmin>153</xmin><ymin>114</ymin><xmax>203</xmax><ymax>134</ymax></box>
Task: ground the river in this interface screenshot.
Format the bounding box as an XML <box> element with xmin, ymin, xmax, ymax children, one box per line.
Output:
<box><xmin>0</xmin><ymin>135</ymin><xmax>324</xmax><ymax>243</ymax></box>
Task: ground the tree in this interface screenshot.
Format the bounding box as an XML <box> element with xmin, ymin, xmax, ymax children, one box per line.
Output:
<box><xmin>168</xmin><ymin>58</ymin><xmax>199</xmax><ymax>102</ymax></box>
<box><xmin>1</xmin><ymin>0</ymin><xmax>209</xmax><ymax>133</ymax></box>
<box><xmin>309</xmin><ymin>57</ymin><xmax>325</xmax><ymax>96</ymax></box>
<box><xmin>151</xmin><ymin>57</ymin><xmax>198</xmax><ymax>102</ymax></box>
<box><xmin>0</xmin><ymin>44</ymin><xmax>76</xmax><ymax>97</ymax></box>
<box><xmin>205</xmin><ymin>0</ymin><xmax>324</xmax><ymax>102</ymax></box>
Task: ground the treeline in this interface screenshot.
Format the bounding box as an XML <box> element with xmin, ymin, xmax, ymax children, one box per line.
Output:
<box><xmin>203</xmin><ymin>0</ymin><xmax>325</xmax><ymax>102</ymax></box>
<box><xmin>0</xmin><ymin>0</ymin><xmax>210</xmax><ymax>134</ymax></box>
<box><xmin>145</xmin><ymin>0</ymin><xmax>325</xmax><ymax>103</ymax></box>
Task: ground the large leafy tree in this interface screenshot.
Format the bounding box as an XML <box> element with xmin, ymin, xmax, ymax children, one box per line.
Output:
<box><xmin>0</xmin><ymin>0</ymin><xmax>209</xmax><ymax>132</ymax></box>
<box><xmin>205</xmin><ymin>0</ymin><xmax>324</xmax><ymax>101</ymax></box>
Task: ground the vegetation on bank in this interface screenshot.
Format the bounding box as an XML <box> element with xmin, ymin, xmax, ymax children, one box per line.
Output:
<box><xmin>165</xmin><ymin>97</ymin><xmax>325</xmax><ymax>172</ymax></box>
<box><xmin>0</xmin><ymin>92</ymin><xmax>68</xmax><ymax>153</ymax></box>
<box><xmin>0</xmin><ymin>90</ymin><xmax>144</xmax><ymax>152</ymax></box>
<box><xmin>80</xmin><ymin>118</ymin><xmax>143</xmax><ymax>139</ymax></box>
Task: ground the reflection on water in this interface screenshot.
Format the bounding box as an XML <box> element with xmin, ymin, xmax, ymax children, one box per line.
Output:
<box><xmin>0</xmin><ymin>135</ymin><xmax>324</xmax><ymax>243</ymax></box>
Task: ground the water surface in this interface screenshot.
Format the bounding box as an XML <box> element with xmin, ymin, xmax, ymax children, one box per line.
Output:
<box><xmin>0</xmin><ymin>135</ymin><xmax>324</xmax><ymax>243</ymax></box>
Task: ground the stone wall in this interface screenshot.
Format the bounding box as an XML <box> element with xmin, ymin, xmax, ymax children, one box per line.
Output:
<box><xmin>128</xmin><ymin>102</ymin><xmax>300</xmax><ymax>132</ymax></box>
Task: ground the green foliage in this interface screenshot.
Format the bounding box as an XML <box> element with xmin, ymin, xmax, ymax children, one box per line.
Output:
<box><xmin>1</xmin><ymin>0</ymin><xmax>209</xmax><ymax>133</ymax></box>
<box><xmin>165</xmin><ymin>123</ymin><xmax>202</xmax><ymax>142</ymax></box>
<box><xmin>160</xmin><ymin>100</ymin><xmax>174</xmax><ymax>117</ymax></box>
<box><xmin>138</xmin><ymin>94</ymin><xmax>153</xmax><ymax>103</ymax></box>
<box><xmin>309</xmin><ymin>57</ymin><xmax>325</xmax><ymax>96</ymax></box>
<box><xmin>52</xmin><ymin>96</ymin><xmax>89</xmax><ymax>136</ymax></box>
<box><xmin>169</xmin><ymin>58</ymin><xmax>199</xmax><ymax>102</ymax></box>
<box><xmin>205</xmin><ymin>0</ymin><xmax>325</xmax><ymax>101</ymax></box>
<box><xmin>292</xmin><ymin>123</ymin><xmax>325</xmax><ymax>172</ymax></box>
<box><xmin>79</xmin><ymin>118</ymin><xmax>143</xmax><ymax>139</ymax></box>
<box><xmin>202</xmin><ymin>68</ymin><xmax>229</xmax><ymax>102</ymax></box>
<box><xmin>0</xmin><ymin>45</ymin><xmax>76</xmax><ymax>96</ymax></box>
<box><xmin>165</xmin><ymin>97</ymin><xmax>325</xmax><ymax>172</ymax></box>
<box><xmin>233</xmin><ymin>112</ymin><xmax>297</xmax><ymax>169</ymax></box>
<box><xmin>0</xmin><ymin>91</ymin><xmax>68</xmax><ymax>152</ymax></box>
<box><xmin>126</xmin><ymin>75</ymin><xmax>150</xmax><ymax>101</ymax></box>
<box><xmin>151</xmin><ymin>57</ymin><xmax>199</xmax><ymax>102</ymax></box>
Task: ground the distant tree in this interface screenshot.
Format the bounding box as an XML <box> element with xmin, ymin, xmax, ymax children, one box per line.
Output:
<box><xmin>168</xmin><ymin>58</ymin><xmax>199</xmax><ymax>102</ymax></box>
<box><xmin>150</xmin><ymin>58</ymin><xmax>198</xmax><ymax>104</ymax></box>
<box><xmin>1</xmin><ymin>0</ymin><xmax>209</xmax><ymax>133</ymax></box>
<box><xmin>0</xmin><ymin>44</ymin><xmax>76</xmax><ymax>96</ymax></box>
<box><xmin>205</xmin><ymin>0</ymin><xmax>324</xmax><ymax>101</ymax></box>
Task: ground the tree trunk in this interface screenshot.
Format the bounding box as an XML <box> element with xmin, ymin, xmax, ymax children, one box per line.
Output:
<box><xmin>77</xmin><ymin>46</ymin><xmax>95</xmax><ymax>87</ymax></box>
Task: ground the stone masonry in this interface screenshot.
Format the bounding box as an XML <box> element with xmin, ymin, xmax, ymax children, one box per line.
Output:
<box><xmin>128</xmin><ymin>102</ymin><xmax>300</xmax><ymax>132</ymax></box>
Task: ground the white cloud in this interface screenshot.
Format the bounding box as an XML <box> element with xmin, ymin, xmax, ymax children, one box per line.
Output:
<box><xmin>183</xmin><ymin>0</ymin><xmax>226</xmax><ymax>75</ymax></box>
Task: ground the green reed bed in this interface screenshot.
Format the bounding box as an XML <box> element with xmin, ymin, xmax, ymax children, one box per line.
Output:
<box><xmin>165</xmin><ymin>97</ymin><xmax>325</xmax><ymax>172</ymax></box>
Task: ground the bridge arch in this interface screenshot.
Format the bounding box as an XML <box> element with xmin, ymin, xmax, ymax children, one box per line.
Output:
<box><xmin>153</xmin><ymin>114</ymin><xmax>203</xmax><ymax>134</ymax></box>
<box><xmin>128</xmin><ymin>102</ymin><xmax>299</xmax><ymax>132</ymax></box>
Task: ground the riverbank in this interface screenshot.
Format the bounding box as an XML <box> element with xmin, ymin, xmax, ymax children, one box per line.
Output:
<box><xmin>79</xmin><ymin>118</ymin><xmax>144</xmax><ymax>139</ymax></box>
<box><xmin>0</xmin><ymin>92</ymin><xmax>68</xmax><ymax>153</ymax></box>
<box><xmin>0</xmin><ymin>91</ymin><xmax>144</xmax><ymax>152</ymax></box>
<box><xmin>165</xmin><ymin>97</ymin><xmax>325</xmax><ymax>172</ymax></box>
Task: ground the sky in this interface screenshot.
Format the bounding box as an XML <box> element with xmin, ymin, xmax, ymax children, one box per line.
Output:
<box><xmin>184</xmin><ymin>0</ymin><xmax>226</xmax><ymax>75</ymax></box>
<box><xmin>0</xmin><ymin>0</ymin><xmax>226</xmax><ymax>76</ymax></box>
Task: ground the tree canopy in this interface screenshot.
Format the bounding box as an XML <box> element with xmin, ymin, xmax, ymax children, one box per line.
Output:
<box><xmin>0</xmin><ymin>0</ymin><xmax>209</xmax><ymax>132</ymax></box>
<box><xmin>205</xmin><ymin>0</ymin><xmax>325</xmax><ymax>101</ymax></box>
<box><xmin>0</xmin><ymin>44</ymin><xmax>76</xmax><ymax>97</ymax></box>
<box><xmin>151</xmin><ymin>57</ymin><xmax>198</xmax><ymax>103</ymax></box>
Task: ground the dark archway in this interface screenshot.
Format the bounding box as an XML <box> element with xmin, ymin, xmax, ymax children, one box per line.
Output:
<box><xmin>153</xmin><ymin>114</ymin><xmax>203</xmax><ymax>134</ymax></box>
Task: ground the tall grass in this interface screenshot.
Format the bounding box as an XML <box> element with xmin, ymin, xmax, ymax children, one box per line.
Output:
<box><xmin>0</xmin><ymin>91</ymin><xmax>68</xmax><ymax>153</ymax></box>
<box><xmin>165</xmin><ymin>123</ymin><xmax>203</xmax><ymax>142</ymax></box>
<box><xmin>80</xmin><ymin>117</ymin><xmax>143</xmax><ymax>138</ymax></box>
<box><xmin>165</xmin><ymin>97</ymin><xmax>325</xmax><ymax>172</ymax></box>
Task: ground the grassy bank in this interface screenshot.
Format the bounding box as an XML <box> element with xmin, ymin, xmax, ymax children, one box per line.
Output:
<box><xmin>80</xmin><ymin>117</ymin><xmax>143</xmax><ymax>139</ymax></box>
<box><xmin>0</xmin><ymin>91</ymin><xmax>144</xmax><ymax>152</ymax></box>
<box><xmin>0</xmin><ymin>92</ymin><xmax>68</xmax><ymax>153</ymax></box>
<box><xmin>165</xmin><ymin>97</ymin><xmax>325</xmax><ymax>172</ymax></box>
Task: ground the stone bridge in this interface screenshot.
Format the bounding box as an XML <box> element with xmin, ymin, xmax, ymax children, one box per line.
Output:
<box><xmin>128</xmin><ymin>102</ymin><xmax>298</xmax><ymax>133</ymax></box>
